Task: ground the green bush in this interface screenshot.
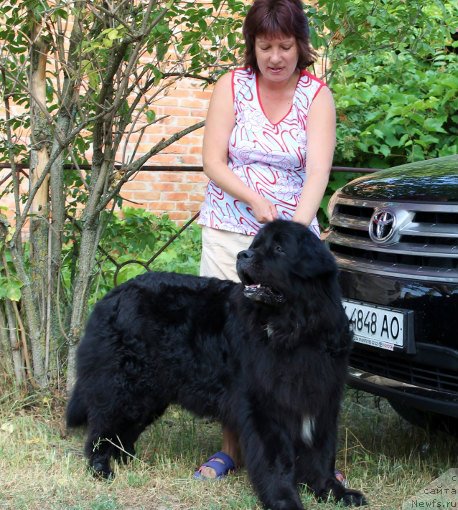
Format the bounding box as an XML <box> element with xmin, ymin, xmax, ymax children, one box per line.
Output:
<box><xmin>307</xmin><ymin>0</ymin><xmax>458</xmax><ymax>168</ymax></box>
<box><xmin>61</xmin><ymin>209</ymin><xmax>202</xmax><ymax>306</ymax></box>
<box><xmin>333</xmin><ymin>50</ymin><xmax>458</xmax><ymax>168</ymax></box>
<box><xmin>100</xmin><ymin>210</ymin><xmax>201</xmax><ymax>294</ymax></box>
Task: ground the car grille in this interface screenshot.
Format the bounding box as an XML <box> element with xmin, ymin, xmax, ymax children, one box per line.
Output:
<box><xmin>326</xmin><ymin>198</ymin><xmax>458</xmax><ymax>282</ymax></box>
<box><xmin>350</xmin><ymin>351</ymin><xmax>458</xmax><ymax>394</ymax></box>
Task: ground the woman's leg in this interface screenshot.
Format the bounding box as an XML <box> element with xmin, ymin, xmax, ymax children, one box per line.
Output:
<box><xmin>197</xmin><ymin>426</ymin><xmax>242</xmax><ymax>479</ymax></box>
<box><xmin>197</xmin><ymin>228</ymin><xmax>251</xmax><ymax>478</ymax></box>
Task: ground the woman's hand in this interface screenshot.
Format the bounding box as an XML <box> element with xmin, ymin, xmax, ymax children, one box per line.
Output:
<box><xmin>250</xmin><ymin>195</ymin><xmax>278</xmax><ymax>223</ymax></box>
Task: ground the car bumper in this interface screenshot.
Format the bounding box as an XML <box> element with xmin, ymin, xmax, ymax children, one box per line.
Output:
<box><xmin>348</xmin><ymin>367</ymin><xmax>458</xmax><ymax>418</ymax></box>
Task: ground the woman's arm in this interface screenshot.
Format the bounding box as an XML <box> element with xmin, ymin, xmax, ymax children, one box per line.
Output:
<box><xmin>293</xmin><ymin>86</ymin><xmax>336</xmax><ymax>226</ymax></box>
<box><xmin>203</xmin><ymin>73</ymin><xmax>278</xmax><ymax>223</ymax></box>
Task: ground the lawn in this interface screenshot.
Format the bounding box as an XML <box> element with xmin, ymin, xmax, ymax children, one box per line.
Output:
<box><xmin>0</xmin><ymin>389</ymin><xmax>456</xmax><ymax>510</ymax></box>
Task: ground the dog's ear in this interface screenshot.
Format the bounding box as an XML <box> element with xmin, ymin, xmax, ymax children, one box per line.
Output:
<box><xmin>293</xmin><ymin>234</ymin><xmax>337</xmax><ymax>279</ymax></box>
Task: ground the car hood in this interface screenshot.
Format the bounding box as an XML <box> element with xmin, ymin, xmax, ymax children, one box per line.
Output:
<box><xmin>341</xmin><ymin>155</ymin><xmax>458</xmax><ymax>202</ymax></box>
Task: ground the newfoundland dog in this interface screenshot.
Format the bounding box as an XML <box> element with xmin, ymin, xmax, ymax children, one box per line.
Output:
<box><xmin>66</xmin><ymin>220</ymin><xmax>366</xmax><ymax>509</ymax></box>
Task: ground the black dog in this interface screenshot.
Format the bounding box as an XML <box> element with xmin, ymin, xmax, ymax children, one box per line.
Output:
<box><xmin>66</xmin><ymin>220</ymin><xmax>366</xmax><ymax>509</ymax></box>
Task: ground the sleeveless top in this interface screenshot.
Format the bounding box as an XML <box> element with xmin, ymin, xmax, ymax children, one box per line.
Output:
<box><xmin>198</xmin><ymin>67</ymin><xmax>326</xmax><ymax>237</ymax></box>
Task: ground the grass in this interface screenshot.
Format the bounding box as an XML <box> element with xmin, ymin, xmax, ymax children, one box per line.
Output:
<box><xmin>0</xmin><ymin>389</ymin><xmax>456</xmax><ymax>510</ymax></box>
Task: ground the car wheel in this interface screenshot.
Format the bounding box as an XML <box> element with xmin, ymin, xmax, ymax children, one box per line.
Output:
<box><xmin>388</xmin><ymin>399</ymin><xmax>458</xmax><ymax>436</ymax></box>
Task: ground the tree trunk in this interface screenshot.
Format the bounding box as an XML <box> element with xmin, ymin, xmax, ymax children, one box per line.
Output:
<box><xmin>47</xmin><ymin>117</ymin><xmax>69</xmax><ymax>379</ymax></box>
<box><xmin>27</xmin><ymin>28</ymin><xmax>50</xmax><ymax>387</ymax></box>
<box><xmin>2</xmin><ymin>301</ymin><xmax>25</xmax><ymax>385</ymax></box>
<box><xmin>47</xmin><ymin>6</ymin><xmax>84</xmax><ymax>382</ymax></box>
<box><xmin>66</xmin><ymin>163</ymin><xmax>108</xmax><ymax>392</ymax></box>
<box><xmin>66</xmin><ymin>223</ymin><xmax>101</xmax><ymax>392</ymax></box>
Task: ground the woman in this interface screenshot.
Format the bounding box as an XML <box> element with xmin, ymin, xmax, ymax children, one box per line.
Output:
<box><xmin>196</xmin><ymin>0</ymin><xmax>340</xmax><ymax>481</ymax></box>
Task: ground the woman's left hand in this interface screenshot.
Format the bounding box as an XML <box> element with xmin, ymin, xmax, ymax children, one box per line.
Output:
<box><xmin>250</xmin><ymin>195</ymin><xmax>278</xmax><ymax>223</ymax></box>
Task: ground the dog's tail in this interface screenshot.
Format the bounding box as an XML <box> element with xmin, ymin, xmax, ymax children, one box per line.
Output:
<box><xmin>66</xmin><ymin>383</ymin><xmax>87</xmax><ymax>428</ymax></box>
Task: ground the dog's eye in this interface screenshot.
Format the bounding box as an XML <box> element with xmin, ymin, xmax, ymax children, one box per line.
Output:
<box><xmin>274</xmin><ymin>244</ymin><xmax>285</xmax><ymax>255</ymax></box>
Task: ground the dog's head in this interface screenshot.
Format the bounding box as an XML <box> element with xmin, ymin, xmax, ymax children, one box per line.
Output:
<box><xmin>236</xmin><ymin>220</ymin><xmax>337</xmax><ymax>305</ymax></box>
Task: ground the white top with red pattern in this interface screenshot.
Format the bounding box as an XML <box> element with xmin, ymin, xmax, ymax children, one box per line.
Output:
<box><xmin>199</xmin><ymin>67</ymin><xmax>325</xmax><ymax>237</ymax></box>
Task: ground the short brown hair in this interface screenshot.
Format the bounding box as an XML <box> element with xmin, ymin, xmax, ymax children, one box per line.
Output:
<box><xmin>242</xmin><ymin>0</ymin><xmax>317</xmax><ymax>72</ymax></box>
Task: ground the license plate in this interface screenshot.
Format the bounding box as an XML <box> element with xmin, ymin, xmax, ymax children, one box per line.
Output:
<box><xmin>342</xmin><ymin>299</ymin><xmax>414</xmax><ymax>352</ymax></box>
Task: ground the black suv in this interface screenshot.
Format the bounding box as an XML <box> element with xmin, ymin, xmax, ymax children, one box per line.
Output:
<box><xmin>326</xmin><ymin>155</ymin><xmax>458</xmax><ymax>432</ymax></box>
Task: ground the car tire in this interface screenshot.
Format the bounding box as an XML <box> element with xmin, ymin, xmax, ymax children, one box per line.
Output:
<box><xmin>388</xmin><ymin>399</ymin><xmax>458</xmax><ymax>436</ymax></box>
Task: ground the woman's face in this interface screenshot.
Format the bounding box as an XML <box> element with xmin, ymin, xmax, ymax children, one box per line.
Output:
<box><xmin>254</xmin><ymin>34</ymin><xmax>299</xmax><ymax>83</ymax></box>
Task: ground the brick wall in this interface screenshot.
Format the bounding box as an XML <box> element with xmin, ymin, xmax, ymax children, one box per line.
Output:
<box><xmin>0</xmin><ymin>77</ymin><xmax>212</xmax><ymax>225</ymax></box>
<box><xmin>121</xmin><ymin>168</ymin><xmax>208</xmax><ymax>223</ymax></box>
<box><xmin>117</xmin><ymin>77</ymin><xmax>212</xmax><ymax>223</ymax></box>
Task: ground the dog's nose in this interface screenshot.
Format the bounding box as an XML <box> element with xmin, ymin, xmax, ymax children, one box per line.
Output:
<box><xmin>237</xmin><ymin>249</ymin><xmax>253</xmax><ymax>260</ymax></box>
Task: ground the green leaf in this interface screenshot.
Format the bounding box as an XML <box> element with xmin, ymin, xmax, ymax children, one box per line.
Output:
<box><xmin>379</xmin><ymin>145</ymin><xmax>391</xmax><ymax>157</ymax></box>
<box><xmin>107</xmin><ymin>28</ymin><xmax>119</xmax><ymax>41</ymax></box>
<box><xmin>423</xmin><ymin>117</ymin><xmax>447</xmax><ymax>133</ymax></box>
<box><xmin>6</xmin><ymin>285</ymin><xmax>22</xmax><ymax>301</ymax></box>
<box><xmin>0</xmin><ymin>276</ymin><xmax>23</xmax><ymax>302</ymax></box>
<box><xmin>146</xmin><ymin>110</ymin><xmax>156</xmax><ymax>123</ymax></box>
<box><xmin>198</xmin><ymin>18</ymin><xmax>207</xmax><ymax>32</ymax></box>
<box><xmin>52</xmin><ymin>8</ymin><xmax>68</xmax><ymax>20</ymax></box>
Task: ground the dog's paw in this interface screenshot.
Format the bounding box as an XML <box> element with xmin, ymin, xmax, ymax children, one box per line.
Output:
<box><xmin>341</xmin><ymin>489</ymin><xmax>368</xmax><ymax>507</ymax></box>
<box><xmin>90</xmin><ymin>461</ymin><xmax>115</xmax><ymax>480</ymax></box>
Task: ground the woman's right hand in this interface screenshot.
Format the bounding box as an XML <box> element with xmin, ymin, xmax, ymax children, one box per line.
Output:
<box><xmin>250</xmin><ymin>195</ymin><xmax>278</xmax><ymax>223</ymax></box>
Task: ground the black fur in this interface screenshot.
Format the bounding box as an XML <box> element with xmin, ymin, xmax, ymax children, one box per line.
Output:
<box><xmin>67</xmin><ymin>220</ymin><xmax>367</xmax><ymax>509</ymax></box>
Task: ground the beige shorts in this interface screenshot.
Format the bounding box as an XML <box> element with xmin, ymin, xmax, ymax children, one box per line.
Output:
<box><xmin>200</xmin><ymin>226</ymin><xmax>254</xmax><ymax>282</ymax></box>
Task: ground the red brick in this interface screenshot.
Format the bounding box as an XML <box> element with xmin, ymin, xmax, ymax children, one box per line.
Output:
<box><xmin>169</xmin><ymin>211</ymin><xmax>198</xmax><ymax>223</ymax></box>
<box><xmin>176</xmin><ymin>201</ymin><xmax>200</xmax><ymax>211</ymax></box>
<box><xmin>194</xmin><ymin>90</ymin><xmax>213</xmax><ymax>100</ymax></box>
<box><xmin>157</xmin><ymin>171</ymin><xmax>185</xmax><ymax>182</ymax></box>
<box><xmin>179</xmin><ymin>98</ymin><xmax>206</xmax><ymax>109</ymax></box>
<box><xmin>173</xmin><ymin>88</ymin><xmax>200</xmax><ymax>98</ymax></box>
<box><xmin>125</xmin><ymin>191</ymin><xmax>161</xmax><ymax>201</ymax></box>
<box><xmin>152</xmin><ymin>182</ymin><xmax>176</xmax><ymax>191</ymax></box>
<box><xmin>189</xmin><ymin>109</ymin><xmax>208</xmax><ymax>118</ymax></box>
<box><xmin>134</xmin><ymin>172</ymin><xmax>158</xmax><ymax>182</ymax></box>
<box><xmin>161</xmin><ymin>106</ymin><xmax>190</xmax><ymax>117</ymax></box>
<box><xmin>156</xmin><ymin>96</ymin><xmax>180</xmax><ymax>107</ymax></box>
<box><xmin>122</xmin><ymin>181</ymin><xmax>150</xmax><ymax>191</ymax></box>
<box><xmin>154</xmin><ymin>201</ymin><xmax>178</xmax><ymax>211</ymax></box>
<box><xmin>175</xmin><ymin>183</ymin><xmax>194</xmax><ymax>192</ymax></box>
<box><xmin>190</xmin><ymin>145</ymin><xmax>203</xmax><ymax>154</ymax></box>
<box><xmin>164</xmin><ymin>143</ymin><xmax>188</xmax><ymax>154</ymax></box>
<box><xmin>152</xmin><ymin>154</ymin><xmax>180</xmax><ymax>164</ymax></box>
<box><xmin>163</xmin><ymin>192</ymin><xmax>189</xmax><ymax>201</ymax></box>
<box><xmin>186</xmin><ymin>173</ymin><xmax>207</xmax><ymax>183</ymax></box>
<box><xmin>180</xmin><ymin>155</ymin><xmax>203</xmax><ymax>165</ymax></box>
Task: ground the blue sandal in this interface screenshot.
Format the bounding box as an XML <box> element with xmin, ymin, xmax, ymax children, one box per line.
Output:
<box><xmin>194</xmin><ymin>452</ymin><xmax>344</xmax><ymax>485</ymax></box>
<box><xmin>194</xmin><ymin>451</ymin><xmax>236</xmax><ymax>480</ymax></box>
<box><xmin>335</xmin><ymin>469</ymin><xmax>348</xmax><ymax>487</ymax></box>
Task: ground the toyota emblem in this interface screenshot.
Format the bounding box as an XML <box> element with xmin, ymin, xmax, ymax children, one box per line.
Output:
<box><xmin>369</xmin><ymin>209</ymin><xmax>396</xmax><ymax>244</ymax></box>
